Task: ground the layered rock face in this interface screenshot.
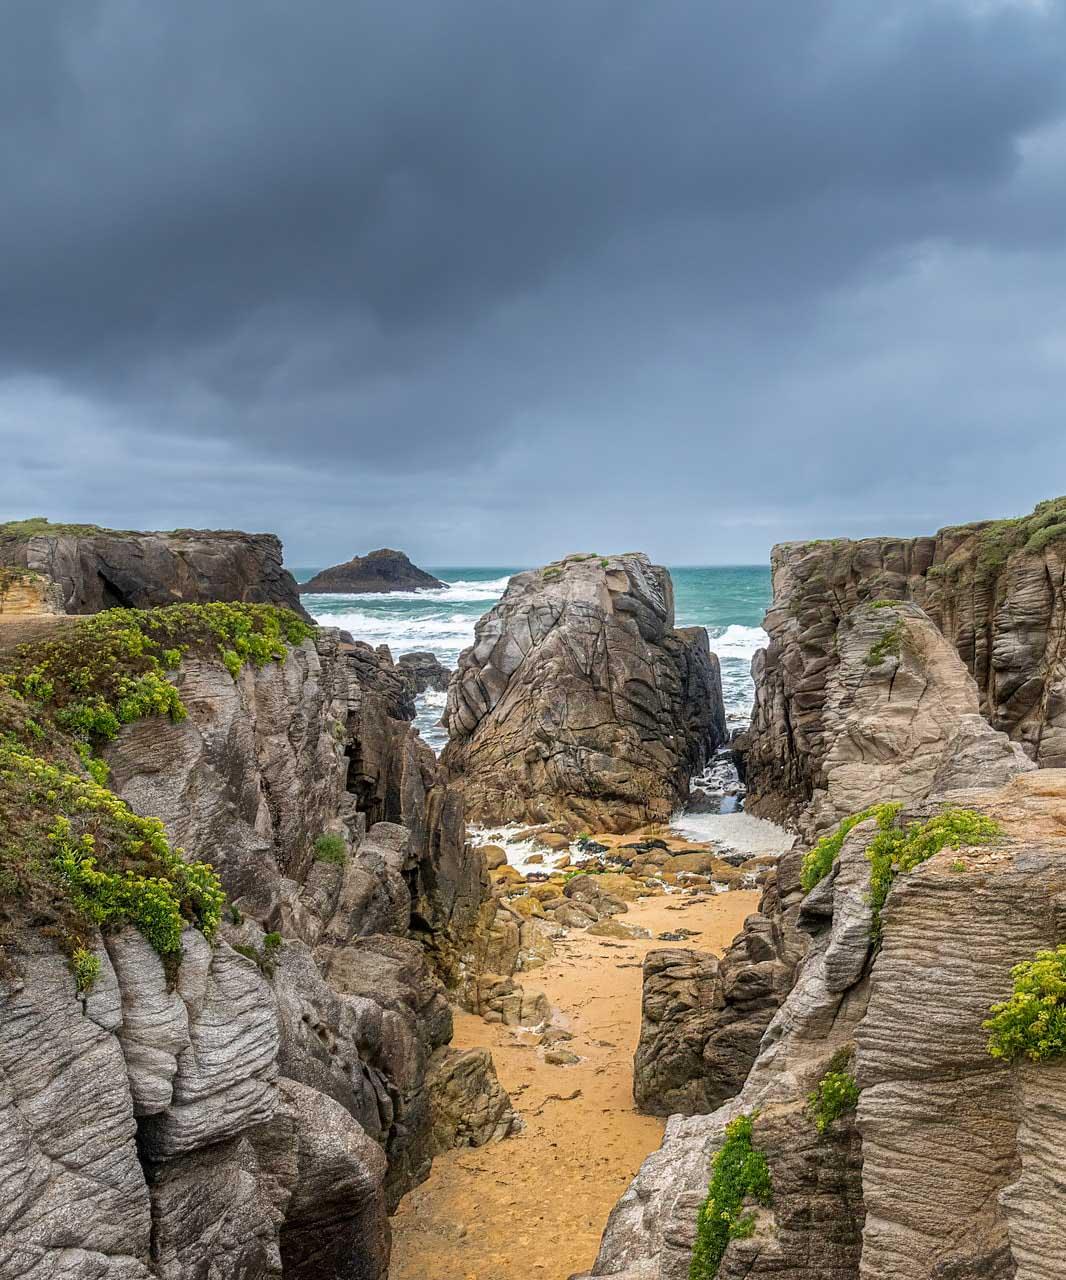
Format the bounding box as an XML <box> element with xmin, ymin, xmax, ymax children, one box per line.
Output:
<box><xmin>0</xmin><ymin>522</ymin><xmax>308</xmax><ymax>618</ymax></box>
<box><xmin>441</xmin><ymin>554</ymin><xmax>728</xmax><ymax>832</ymax></box>
<box><xmin>585</xmin><ymin>554</ymin><xmax>1061</xmax><ymax>1280</ymax></box>
<box><xmin>742</xmin><ymin>502</ymin><xmax>1066</xmax><ymax>823</ymax></box>
<box><xmin>586</xmin><ymin>769</ymin><xmax>1065</xmax><ymax>1280</ymax></box>
<box><xmin>0</xmin><ymin>624</ymin><xmax>512</xmax><ymax>1279</ymax></box>
<box><xmin>300</xmin><ymin>548</ymin><xmax>444</xmax><ymax>594</ymax></box>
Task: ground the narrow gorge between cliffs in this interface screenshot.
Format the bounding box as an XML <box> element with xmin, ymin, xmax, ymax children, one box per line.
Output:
<box><xmin>2</xmin><ymin>506</ymin><xmax>1065</xmax><ymax>1280</ymax></box>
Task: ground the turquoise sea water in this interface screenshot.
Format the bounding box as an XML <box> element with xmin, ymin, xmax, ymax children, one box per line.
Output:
<box><xmin>296</xmin><ymin>565</ymin><xmax>771</xmax><ymax>750</ymax></box>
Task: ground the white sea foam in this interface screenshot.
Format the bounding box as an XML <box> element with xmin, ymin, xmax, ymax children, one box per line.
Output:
<box><xmin>307</xmin><ymin>610</ymin><xmax>475</xmax><ymax>647</ymax></box>
<box><xmin>303</xmin><ymin>575</ymin><xmax>511</xmax><ymax>606</ymax></box>
<box><xmin>420</xmin><ymin>687</ymin><xmax>449</xmax><ymax>709</ymax></box>
<box><xmin>670</xmin><ymin>810</ymin><xmax>794</xmax><ymax>855</ymax></box>
<box><xmin>707</xmin><ymin>623</ymin><xmax>769</xmax><ymax>663</ymax></box>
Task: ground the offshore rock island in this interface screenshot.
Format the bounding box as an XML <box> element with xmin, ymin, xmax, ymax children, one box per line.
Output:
<box><xmin>1</xmin><ymin>499</ymin><xmax>1065</xmax><ymax>1280</ymax></box>
<box><xmin>300</xmin><ymin>548</ymin><xmax>445</xmax><ymax>595</ymax></box>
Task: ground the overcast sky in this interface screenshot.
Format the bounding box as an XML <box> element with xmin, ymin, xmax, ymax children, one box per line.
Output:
<box><xmin>2</xmin><ymin>1</ymin><xmax>1066</xmax><ymax>566</ymax></box>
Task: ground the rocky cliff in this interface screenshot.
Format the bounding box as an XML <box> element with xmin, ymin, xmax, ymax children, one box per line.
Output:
<box><xmin>741</xmin><ymin>496</ymin><xmax>1066</xmax><ymax>824</ymax></box>
<box><xmin>441</xmin><ymin>553</ymin><xmax>728</xmax><ymax>832</ymax></box>
<box><xmin>0</xmin><ymin>603</ymin><xmax>512</xmax><ymax>1280</ymax></box>
<box><xmin>0</xmin><ymin>518</ymin><xmax>308</xmax><ymax>617</ymax></box>
<box><xmin>585</xmin><ymin>767</ymin><xmax>1066</xmax><ymax>1280</ymax></box>
<box><xmin>583</xmin><ymin>537</ymin><xmax>1065</xmax><ymax>1280</ymax></box>
<box><xmin>300</xmin><ymin>548</ymin><xmax>444</xmax><ymax>594</ymax></box>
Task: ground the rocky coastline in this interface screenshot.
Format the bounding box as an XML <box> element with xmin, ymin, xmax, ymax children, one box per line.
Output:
<box><xmin>3</xmin><ymin>509</ymin><xmax>1065</xmax><ymax>1280</ymax></box>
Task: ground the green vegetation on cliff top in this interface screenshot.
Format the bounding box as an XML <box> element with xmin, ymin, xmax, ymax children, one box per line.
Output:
<box><xmin>0</xmin><ymin>602</ymin><xmax>313</xmax><ymax>985</ymax></box>
<box><xmin>936</xmin><ymin>495</ymin><xmax>1066</xmax><ymax>577</ymax></box>
<box><xmin>0</xmin><ymin>516</ymin><xmax>264</xmax><ymax>541</ymax></box>
<box><xmin>0</xmin><ymin>601</ymin><xmax>313</xmax><ymax>751</ymax></box>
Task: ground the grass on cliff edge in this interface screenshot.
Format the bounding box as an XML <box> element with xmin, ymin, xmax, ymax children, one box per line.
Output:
<box><xmin>0</xmin><ymin>602</ymin><xmax>313</xmax><ymax>986</ymax></box>
<box><xmin>802</xmin><ymin>805</ymin><xmax>1002</xmax><ymax>939</ymax></box>
<box><xmin>0</xmin><ymin>601</ymin><xmax>313</xmax><ymax>758</ymax></box>
<box><xmin>0</xmin><ymin>516</ymin><xmax>262</xmax><ymax>541</ymax></box>
<box><xmin>932</xmin><ymin>495</ymin><xmax>1066</xmax><ymax>579</ymax></box>
<box><xmin>690</xmin><ymin>1113</ymin><xmax>772</xmax><ymax>1280</ymax></box>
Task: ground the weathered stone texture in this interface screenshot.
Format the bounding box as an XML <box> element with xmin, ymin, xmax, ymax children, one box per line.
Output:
<box><xmin>0</xmin><ymin>527</ymin><xmax>308</xmax><ymax>617</ymax></box>
<box><xmin>743</xmin><ymin>520</ymin><xmax>1065</xmax><ymax>823</ymax></box>
<box><xmin>442</xmin><ymin>553</ymin><xmax>727</xmax><ymax>833</ymax></box>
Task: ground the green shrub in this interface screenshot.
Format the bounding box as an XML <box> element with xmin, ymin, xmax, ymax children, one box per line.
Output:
<box><xmin>0</xmin><ymin>744</ymin><xmax>224</xmax><ymax>959</ymax></box>
<box><xmin>800</xmin><ymin>804</ymin><xmax>901</xmax><ymax>893</ymax></box>
<box><xmin>262</xmin><ymin>931</ymin><xmax>283</xmax><ymax>975</ymax></box>
<box><xmin>866</xmin><ymin>808</ymin><xmax>1000</xmax><ymax>939</ymax></box>
<box><xmin>690</xmin><ymin>1113</ymin><xmax>772</xmax><ymax>1280</ymax></box>
<box><xmin>314</xmin><ymin>833</ymin><xmax>347</xmax><ymax>864</ymax></box>
<box><xmin>71</xmin><ymin>946</ymin><xmax>101</xmax><ymax>993</ymax></box>
<box><xmin>985</xmin><ymin>945</ymin><xmax>1066</xmax><ymax>1063</ymax></box>
<box><xmin>807</xmin><ymin>1053</ymin><xmax>860</xmax><ymax>1134</ymax></box>
<box><xmin>233</xmin><ymin>930</ymin><xmax>284</xmax><ymax>977</ymax></box>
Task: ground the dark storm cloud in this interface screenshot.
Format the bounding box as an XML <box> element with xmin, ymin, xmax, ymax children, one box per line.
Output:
<box><xmin>2</xmin><ymin>0</ymin><xmax>1066</xmax><ymax>562</ymax></box>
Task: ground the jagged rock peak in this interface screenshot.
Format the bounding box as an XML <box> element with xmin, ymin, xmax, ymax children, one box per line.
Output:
<box><xmin>0</xmin><ymin>516</ymin><xmax>308</xmax><ymax>618</ymax></box>
<box><xmin>440</xmin><ymin>552</ymin><xmax>727</xmax><ymax>833</ymax></box>
<box><xmin>300</xmin><ymin>547</ymin><xmax>445</xmax><ymax>594</ymax></box>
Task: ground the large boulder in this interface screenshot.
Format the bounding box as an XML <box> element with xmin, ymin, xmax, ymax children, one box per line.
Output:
<box><xmin>441</xmin><ymin>553</ymin><xmax>727</xmax><ymax>832</ymax></box>
<box><xmin>300</xmin><ymin>548</ymin><xmax>444</xmax><ymax>594</ymax></box>
<box><xmin>0</xmin><ymin>519</ymin><xmax>309</xmax><ymax>618</ymax></box>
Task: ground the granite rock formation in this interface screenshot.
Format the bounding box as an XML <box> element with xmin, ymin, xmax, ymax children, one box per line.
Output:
<box><xmin>741</xmin><ymin>498</ymin><xmax>1066</xmax><ymax>824</ymax></box>
<box><xmin>0</xmin><ymin>519</ymin><xmax>309</xmax><ymax>618</ymax></box>
<box><xmin>441</xmin><ymin>553</ymin><xmax>728</xmax><ymax>832</ymax></box>
<box><xmin>300</xmin><ymin>548</ymin><xmax>444</xmax><ymax>594</ymax></box>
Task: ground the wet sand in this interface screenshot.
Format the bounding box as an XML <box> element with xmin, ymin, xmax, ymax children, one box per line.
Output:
<box><xmin>390</xmin><ymin>888</ymin><xmax>759</xmax><ymax>1280</ymax></box>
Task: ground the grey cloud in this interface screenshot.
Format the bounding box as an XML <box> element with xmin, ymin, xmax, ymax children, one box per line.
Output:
<box><xmin>1</xmin><ymin>0</ymin><xmax>1065</xmax><ymax>562</ymax></box>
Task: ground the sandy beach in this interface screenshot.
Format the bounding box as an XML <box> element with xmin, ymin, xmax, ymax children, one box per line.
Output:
<box><xmin>390</xmin><ymin>888</ymin><xmax>760</xmax><ymax>1280</ymax></box>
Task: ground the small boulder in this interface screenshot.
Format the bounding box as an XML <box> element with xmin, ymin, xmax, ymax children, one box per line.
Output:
<box><xmin>479</xmin><ymin>845</ymin><xmax>508</xmax><ymax>871</ymax></box>
<box><xmin>588</xmin><ymin>919</ymin><xmax>652</xmax><ymax>940</ymax></box>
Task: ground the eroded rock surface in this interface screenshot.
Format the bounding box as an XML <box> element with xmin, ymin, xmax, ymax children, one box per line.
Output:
<box><xmin>743</xmin><ymin>507</ymin><xmax>1065</xmax><ymax>823</ymax></box>
<box><xmin>585</xmin><ymin>763</ymin><xmax>1066</xmax><ymax>1280</ymax></box>
<box><xmin>442</xmin><ymin>554</ymin><xmax>727</xmax><ymax>832</ymax></box>
<box><xmin>0</xmin><ymin>524</ymin><xmax>308</xmax><ymax>617</ymax></box>
<box><xmin>0</xmin><ymin>621</ymin><xmax>518</xmax><ymax>1280</ymax></box>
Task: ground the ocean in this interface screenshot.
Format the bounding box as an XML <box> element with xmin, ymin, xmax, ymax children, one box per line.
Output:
<box><xmin>297</xmin><ymin>565</ymin><xmax>771</xmax><ymax>753</ymax></box>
